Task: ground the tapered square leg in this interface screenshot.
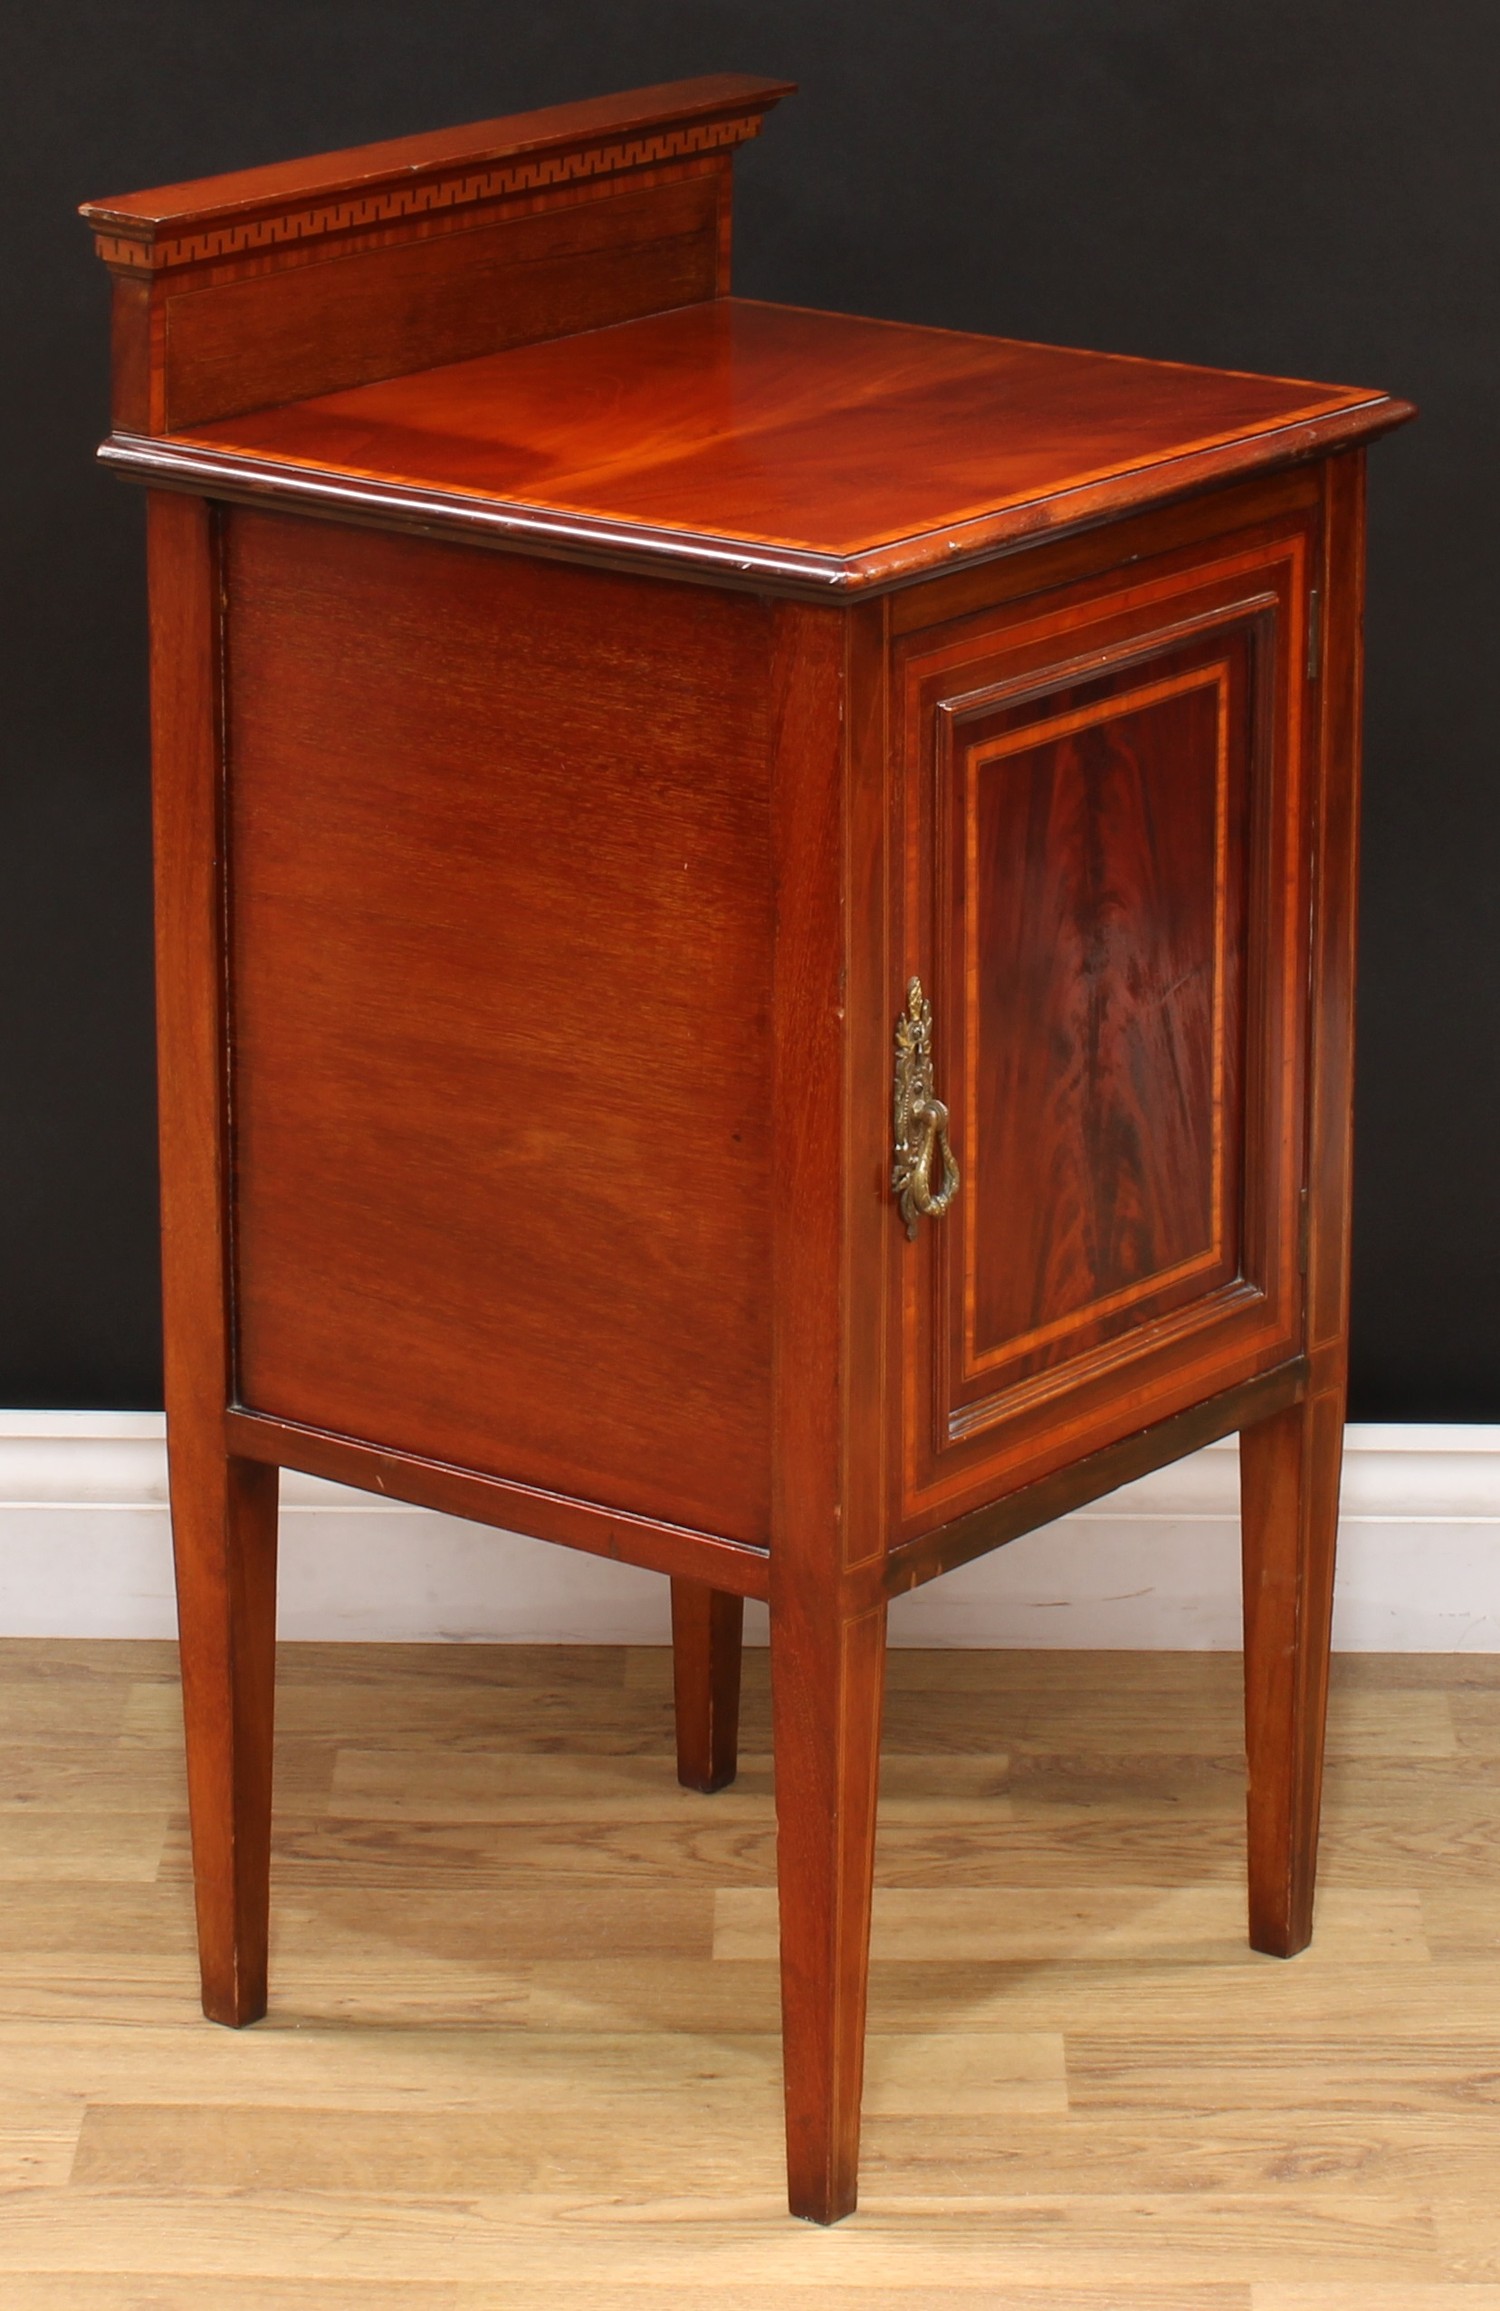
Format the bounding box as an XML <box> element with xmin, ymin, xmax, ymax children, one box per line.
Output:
<box><xmin>1239</xmin><ymin>1385</ymin><xmax>1345</xmax><ymax>1958</ymax></box>
<box><xmin>168</xmin><ymin>1435</ymin><xmax>280</xmax><ymax>2025</ymax></box>
<box><xmin>147</xmin><ymin>491</ymin><xmax>282</xmax><ymax>2029</ymax></box>
<box><xmin>770</xmin><ymin>1597</ymin><xmax>887</xmax><ymax>2224</ymax></box>
<box><xmin>1236</xmin><ymin>449</ymin><xmax>1365</xmax><ymax>1957</ymax></box>
<box><xmin>669</xmin><ymin>1578</ymin><xmax>744</xmax><ymax>1793</ymax></box>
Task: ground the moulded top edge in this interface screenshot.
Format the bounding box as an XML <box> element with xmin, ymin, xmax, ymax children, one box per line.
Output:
<box><xmin>96</xmin><ymin>387</ymin><xmax>1415</xmax><ymax>601</ymax></box>
<box><xmin>79</xmin><ymin>74</ymin><xmax>796</xmax><ymax>235</ymax></box>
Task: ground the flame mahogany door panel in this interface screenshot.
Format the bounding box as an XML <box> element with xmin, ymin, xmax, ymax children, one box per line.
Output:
<box><xmin>893</xmin><ymin>512</ymin><xmax>1318</xmax><ymax>1535</ymax></box>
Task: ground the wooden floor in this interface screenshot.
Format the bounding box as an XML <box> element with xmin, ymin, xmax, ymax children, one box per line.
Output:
<box><xmin>3</xmin><ymin>1640</ymin><xmax>1500</xmax><ymax>2306</ymax></box>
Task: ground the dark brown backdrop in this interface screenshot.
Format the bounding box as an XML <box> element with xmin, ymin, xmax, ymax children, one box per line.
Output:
<box><xmin>2</xmin><ymin>0</ymin><xmax>1493</xmax><ymax>1415</ymax></box>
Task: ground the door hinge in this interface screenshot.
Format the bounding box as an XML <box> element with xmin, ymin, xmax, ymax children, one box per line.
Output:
<box><xmin>1298</xmin><ymin>1187</ymin><xmax>1311</xmax><ymax>1276</ymax></box>
<box><xmin>1306</xmin><ymin>587</ymin><xmax>1321</xmax><ymax>682</ymax></box>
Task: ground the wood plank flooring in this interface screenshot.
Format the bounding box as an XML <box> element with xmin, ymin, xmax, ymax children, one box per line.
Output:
<box><xmin>3</xmin><ymin>1637</ymin><xmax>1500</xmax><ymax>2305</ymax></box>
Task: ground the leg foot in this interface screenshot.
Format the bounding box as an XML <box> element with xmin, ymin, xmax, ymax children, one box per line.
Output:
<box><xmin>1240</xmin><ymin>1387</ymin><xmax>1344</xmax><ymax>1958</ymax></box>
<box><xmin>670</xmin><ymin>1578</ymin><xmax>744</xmax><ymax>1794</ymax></box>
<box><xmin>170</xmin><ymin>1438</ymin><xmax>280</xmax><ymax>2025</ymax></box>
<box><xmin>770</xmin><ymin>1596</ymin><xmax>886</xmax><ymax>2223</ymax></box>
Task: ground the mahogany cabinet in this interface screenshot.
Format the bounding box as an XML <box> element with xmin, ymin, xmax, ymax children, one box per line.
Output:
<box><xmin>84</xmin><ymin>76</ymin><xmax>1414</xmax><ymax>2221</ymax></box>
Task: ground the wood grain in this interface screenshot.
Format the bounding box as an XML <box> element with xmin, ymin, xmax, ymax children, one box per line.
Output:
<box><xmin>1242</xmin><ymin>1393</ymin><xmax>1345</xmax><ymax>1955</ymax></box>
<box><xmin>961</xmin><ymin>646</ymin><xmax>1244</xmax><ymax>1377</ymax></box>
<box><xmin>1237</xmin><ymin>454</ymin><xmax>1367</xmax><ymax>1960</ymax></box>
<box><xmin>83</xmin><ymin>77</ymin><xmax>790</xmax><ymax>435</ymax></box>
<box><xmin>95</xmin><ymin>96</ymin><xmax>1406</xmax><ymax>2228</ymax></box>
<box><xmin>762</xmin><ymin>595</ymin><xmax>887</xmax><ymax>2220</ymax></box>
<box><xmin>146</xmin><ymin>491</ymin><xmax>280</xmax><ymax>2029</ymax></box>
<box><xmin>224</xmin><ymin>508</ymin><xmax>775</xmax><ymax>1543</ymax></box>
<box><xmin>123</xmin><ymin>298</ymin><xmax>1412</xmax><ymax>594</ymax></box>
<box><xmin>81</xmin><ymin>76</ymin><xmax>791</xmax><ymax>259</ymax></box>
<box><xmin>670</xmin><ymin>1579</ymin><xmax>745</xmax><ymax>1793</ymax></box>
<box><xmin>3</xmin><ymin>1639</ymin><xmax>1498</xmax><ymax>2299</ymax></box>
<box><xmin>894</xmin><ymin>520</ymin><xmax>1311</xmax><ymax>1530</ymax></box>
<box><xmin>159</xmin><ymin>173</ymin><xmax>723</xmax><ymax>430</ymax></box>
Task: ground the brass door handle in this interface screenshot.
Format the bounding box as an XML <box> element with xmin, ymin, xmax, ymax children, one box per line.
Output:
<box><xmin>892</xmin><ymin>976</ymin><xmax>960</xmax><ymax>1239</ymax></box>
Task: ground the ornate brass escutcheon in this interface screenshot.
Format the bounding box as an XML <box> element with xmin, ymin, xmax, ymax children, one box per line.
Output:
<box><xmin>892</xmin><ymin>976</ymin><xmax>960</xmax><ymax>1240</ymax></box>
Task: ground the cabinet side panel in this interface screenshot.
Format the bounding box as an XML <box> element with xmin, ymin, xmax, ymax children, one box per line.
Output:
<box><xmin>224</xmin><ymin>511</ymin><xmax>773</xmax><ymax>1542</ymax></box>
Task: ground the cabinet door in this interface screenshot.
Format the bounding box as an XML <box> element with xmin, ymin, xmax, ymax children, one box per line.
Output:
<box><xmin>892</xmin><ymin>518</ymin><xmax>1315</xmax><ymax>1532</ymax></box>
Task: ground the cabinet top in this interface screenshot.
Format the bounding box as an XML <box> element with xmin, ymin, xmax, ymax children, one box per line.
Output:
<box><xmin>117</xmin><ymin>297</ymin><xmax>1412</xmax><ymax>595</ymax></box>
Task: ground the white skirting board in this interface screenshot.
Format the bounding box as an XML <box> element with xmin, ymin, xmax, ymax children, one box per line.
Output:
<box><xmin>1</xmin><ymin>1412</ymin><xmax>1498</xmax><ymax>1648</ymax></box>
